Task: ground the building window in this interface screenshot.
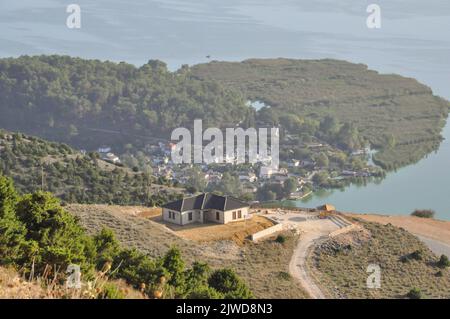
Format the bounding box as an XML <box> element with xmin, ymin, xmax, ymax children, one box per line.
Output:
<box><xmin>232</xmin><ymin>211</ymin><xmax>237</xmax><ymax>220</ymax></box>
<box><xmin>188</xmin><ymin>212</ymin><xmax>193</xmax><ymax>221</ymax></box>
<box><xmin>168</xmin><ymin>211</ymin><xmax>172</xmax><ymax>219</ymax></box>
<box><xmin>238</xmin><ymin>210</ymin><xmax>242</xmax><ymax>219</ymax></box>
<box><xmin>216</xmin><ymin>211</ymin><xmax>220</xmax><ymax>220</ymax></box>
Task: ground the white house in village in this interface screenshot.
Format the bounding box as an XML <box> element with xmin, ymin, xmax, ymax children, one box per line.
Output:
<box><xmin>98</xmin><ymin>146</ymin><xmax>112</xmax><ymax>154</ymax></box>
<box><xmin>103</xmin><ymin>152</ymin><xmax>121</xmax><ymax>164</ymax></box>
<box><xmin>259</xmin><ymin>166</ymin><xmax>278</xmax><ymax>179</ymax></box>
<box><xmin>162</xmin><ymin>193</ymin><xmax>250</xmax><ymax>226</ymax></box>
<box><xmin>239</xmin><ymin>172</ymin><xmax>257</xmax><ymax>183</ymax></box>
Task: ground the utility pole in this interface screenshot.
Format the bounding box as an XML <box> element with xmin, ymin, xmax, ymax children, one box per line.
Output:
<box><xmin>41</xmin><ymin>165</ymin><xmax>45</xmax><ymax>191</ymax></box>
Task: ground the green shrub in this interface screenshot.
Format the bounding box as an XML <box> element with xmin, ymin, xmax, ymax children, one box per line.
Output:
<box><xmin>208</xmin><ymin>268</ymin><xmax>253</xmax><ymax>299</ymax></box>
<box><xmin>406</xmin><ymin>288</ymin><xmax>422</xmax><ymax>299</ymax></box>
<box><xmin>409</xmin><ymin>250</ymin><xmax>423</xmax><ymax>261</ymax></box>
<box><xmin>0</xmin><ymin>176</ymin><xmax>28</xmax><ymax>264</ymax></box>
<box><xmin>15</xmin><ymin>191</ymin><xmax>96</xmax><ymax>275</ymax></box>
<box><xmin>163</xmin><ymin>247</ymin><xmax>186</xmax><ymax>287</ymax></box>
<box><xmin>187</xmin><ymin>286</ymin><xmax>223</xmax><ymax>299</ymax></box>
<box><xmin>411</xmin><ymin>210</ymin><xmax>435</xmax><ymax>219</ymax></box>
<box><xmin>93</xmin><ymin>228</ymin><xmax>121</xmax><ymax>269</ymax></box>
<box><xmin>437</xmin><ymin>255</ymin><xmax>450</xmax><ymax>269</ymax></box>
<box><xmin>112</xmin><ymin>248</ymin><xmax>162</xmax><ymax>290</ymax></box>
<box><xmin>98</xmin><ymin>283</ymin><xmax>125</xmax><ymax>299</ymax></box>
<box><xmin>275</xmin><ymin>235</ymin><xmax>286</xmax><ymax>244</ymax></box>
<box><xmin>184</xmin><ymin>262</ymin><xmax>210</xmax><ymax>294</ymax></box>
<box><xmin>277</xmin><ymin>271</ymin><xmax>291</xmax><ymax>280</ymax></box>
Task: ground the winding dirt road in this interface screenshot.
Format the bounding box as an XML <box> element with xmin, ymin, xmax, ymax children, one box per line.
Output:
<box><xmin>265</xmin><ymin>210</ymin><xmax>348</xmax><ymax>299</ymax></box>
<box><xmin>289</xmin><ymin>232</ymin><xmax>327</xmax><ymax>299</ymax></box>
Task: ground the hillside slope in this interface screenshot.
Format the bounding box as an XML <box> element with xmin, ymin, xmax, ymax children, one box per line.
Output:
<box><xmin>67</xmin><ymin>204</ymin><xmax>308</xmax><ymax>298</ymax></box>
<box><xmin>0</xmin><ymin>55</ymin><xmax>251</xmax><ymax>151</ymax></box>
<box><xmin>0</xmin><ymin>129</ymin><xmax>182</xmax><ymax>205</ymax></box>
<box><xmin>192</xmin><ymin>59</ymin><xmax>450</xmax><ymax>168</ymax></box>
<box><xmin>309</xmin><ymin>219</ymin><xmax>450</xmax><ymax>298</ymax></box>
<box><xmin>1</xmin><ymin>56</ymin><xmax>448</xmax><ymax>170</ymax></box>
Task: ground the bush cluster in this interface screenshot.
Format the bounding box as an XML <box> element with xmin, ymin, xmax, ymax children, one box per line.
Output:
<box><xmin>0</xmin><ymin>175</ymin><xmax>252</xmax><ymax>299</ymax></box>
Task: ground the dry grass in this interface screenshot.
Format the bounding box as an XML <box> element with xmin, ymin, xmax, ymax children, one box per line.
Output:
<box><xmin>153</xmin><ymin>215</ymin><xmax>274</xmax><ymax>246</ymax></box>
<box><xmin>68</xmin><ymin>204</ymin><xmax>195</xmax><ymax>259</ymax></box>
<box><xmin>0</xmin><ymin>267</ymin><xmax>46</xmax><ymax>299</ymax></box>
<box><xmin>0</xmin><ymin>266</ymin><xmax>144</xmax><ymax>299</ymax></box>
<box><xmin>229</xmin><ymin>232</ymin><xmax>308</xmax><ymax>298</ymax></box>
<box><xmin>66</xmin><ymin>204</ymin><xmax>308</xmax><ymax>298</ymax></box>
<box><xmin>346</xmin><ymin>213</ymin><xmax>450</xmax><ymax>246</ymax></box>
<box><xmin>308</xmin><ymin>219</ymin><xmax>450</xmax><ymax>299</ymax></box>
<box><xmin>137</xmin><ymin>207</ymin><xmax>163</xmax><ymax>218</ymax></box>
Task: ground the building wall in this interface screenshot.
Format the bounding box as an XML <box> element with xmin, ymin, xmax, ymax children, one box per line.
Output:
<box><xmin>163</xmin><ymin>208</ymin><xmax>203</xmax><ymax>225</ymax></box>
<box><xmin>251</xmin><ymin>223</ymin><xmax>283</xmax><ymax>242</ymax></box>
<box><xmin>223</xmin><ymin>207</ymin><xmax>250</xmax><ymax>224</ymax></box>
<box><xmin>162</xmin><ymin>208</ymin><xmax>182</xmax><ymax>225</ymax></box>
<box><xmin>204</xmin><ymin>209</ymin><xmax>224</xmax><ymax>224</ymax></box>
<box><xmin>180</xmin><ymin>210</ymin><xmax>201</xmax><ymax>225</ymax></box>
<box><xmin>163</xmin><ymin>207</ymin><xmax>250</xmax><ymax>225</ymax></box>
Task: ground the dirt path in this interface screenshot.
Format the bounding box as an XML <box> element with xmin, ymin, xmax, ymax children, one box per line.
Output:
<box><xmin>416</xmin><ymin>235</ymin><xmax>450</xmax><ymax>257</ymax></box>
<box><xmin>264</xmin><ymin>210</ymin><xmax>347</xmax><ymax>299</ymax></box>
<box><xmin>289</xmin><ymin>232</ymin><xmax>327</xmax><ymax>299</ymax></box>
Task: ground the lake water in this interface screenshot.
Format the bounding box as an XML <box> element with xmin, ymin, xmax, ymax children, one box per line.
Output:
<box><xmin>293</xmin><ymin>120</ymin><xmax>450</xmax><ymax>218</ymax></box>
<box><xmin>1</xmin><ymin>0</ymin><xmax>450</xmax><ymax>218</ymax></box>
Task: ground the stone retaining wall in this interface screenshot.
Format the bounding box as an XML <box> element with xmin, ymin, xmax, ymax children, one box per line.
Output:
<box><xmin>251</xmin><ymin>223</ymin><xmax>284</xmax><ymax>242</ymax></box>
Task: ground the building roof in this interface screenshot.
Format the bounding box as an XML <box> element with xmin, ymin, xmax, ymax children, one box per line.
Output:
<box><xmin>162</xmin><ymin>193</ymin><xmax>249</xmax><ymax>212</ymax></box>
<box><xmin>318</xmin><ymin>204</ymin><xmax>336</xmax><ymax>211</ymax></box>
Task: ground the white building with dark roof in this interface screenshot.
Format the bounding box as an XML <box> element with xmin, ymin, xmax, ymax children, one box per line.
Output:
<box><xmin>162</xmin><ymin>193</ymin><xmax>250</xmax><ymax>226</ymax></box>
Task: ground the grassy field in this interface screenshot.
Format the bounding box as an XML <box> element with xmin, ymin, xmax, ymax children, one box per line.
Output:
<box><xmin>67</xmin><ymin>204</ymin><xmax>308</xmax><ymax>298</ymax></box>
<box><xmin>192</xmin><ymin>59</ymin><xmax>450</xmax><ymax>169</ymax></box>
<box><xmin>308</xmin><ymin>219</ymin><xmax>450</xmax><ymax>298</ymax></box>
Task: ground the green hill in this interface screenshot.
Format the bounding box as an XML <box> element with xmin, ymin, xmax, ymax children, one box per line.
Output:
<box><xmin>0</xmin><ymin>55</ymin><xmax>251</xmax><ymax>151</ymax></box>
<box><xmin>191</xmin><ymin>58</ymin><xmax>450</xmax><ymax>169</ymax></box>
<box><xmin>0</xmin><ymin>129</ymin><xmax>182</xmax><ymax>205</ymax></box>
<box><xmin>1</xmin><ymin>56</ymin><xmax>448</xmax><ymax>170</ymax></box>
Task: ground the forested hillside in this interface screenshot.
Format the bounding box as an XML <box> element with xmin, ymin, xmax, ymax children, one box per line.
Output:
<box><xmin>0</xmin><ymin>55</ymin><xmax>252</xmax><ymax>151</ymax></box>
<box><xmin>192</xmin><ymin>59</ymin><xmax>450</xmax><ymax>169</ymax></box>
<box><xmin>0</xmin><ymin>56</ymin><xmax>448</xmax><ymax>169</ymax></box>
<box><xmin>0</xmin><ymin>130</ymin><xmax>182</xmax><ymax>205</ymax></box>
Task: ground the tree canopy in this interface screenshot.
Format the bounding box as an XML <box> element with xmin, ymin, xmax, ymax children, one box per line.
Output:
<box><xmin>0</xmin><ymin>55</ymin><xmax>252</xmax><ymax>151</ymax></box>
